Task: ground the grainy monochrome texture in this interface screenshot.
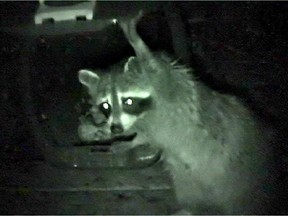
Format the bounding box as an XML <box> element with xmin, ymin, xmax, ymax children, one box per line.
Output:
<box><xmin>78</xmin><ymin>13</ymin><xmax>275</xmax><ymax>214</ymax></box>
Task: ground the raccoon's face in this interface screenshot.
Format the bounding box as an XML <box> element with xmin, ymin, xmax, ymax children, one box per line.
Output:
<box><xmin>78</xmin><ymin>56</ymin><xmax>155</xmax><ymax>144</ymax></box>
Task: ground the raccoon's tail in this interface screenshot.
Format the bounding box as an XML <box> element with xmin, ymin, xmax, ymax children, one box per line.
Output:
<box><xmin>118</xmin><ymin>11</ymin><xmax>154</xmax><ymax>63</ymax></box>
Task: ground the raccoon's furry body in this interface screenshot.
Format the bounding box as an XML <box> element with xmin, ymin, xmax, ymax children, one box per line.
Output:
<box><xmin>78</xmin><ymin>14</ymin><xmax>275</xmax><ymax>214</ymax></box>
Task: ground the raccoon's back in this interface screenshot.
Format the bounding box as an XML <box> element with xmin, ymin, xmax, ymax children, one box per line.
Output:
<box><xmin>145</xmin><ymin>81</ymin><xmax>274</xmax><ymax>214</ymax></box>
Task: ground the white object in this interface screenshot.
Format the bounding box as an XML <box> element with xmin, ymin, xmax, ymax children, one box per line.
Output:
<box><xmin>34</xmin><ymin>0</ymin><xmax>96</xmax><ymax>24</ymax></box>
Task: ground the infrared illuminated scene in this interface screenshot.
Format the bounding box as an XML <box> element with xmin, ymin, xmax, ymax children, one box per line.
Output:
<box><xmin>0</xmin><ymin>1</ymin><xmax>287</xmax><ymax>214</ymax></box>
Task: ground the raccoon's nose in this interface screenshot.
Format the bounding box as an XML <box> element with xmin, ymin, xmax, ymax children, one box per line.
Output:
<box><xmin>111</xmin><ymin>123</ymin><xmax>124</xmax><ymax>134</ymax></box>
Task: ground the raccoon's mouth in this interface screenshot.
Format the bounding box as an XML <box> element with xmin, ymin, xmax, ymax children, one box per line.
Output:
<box><xmin>73</xmin><ymin>133</ymin><xmax>137</xmax><ymax>146</ymax></box>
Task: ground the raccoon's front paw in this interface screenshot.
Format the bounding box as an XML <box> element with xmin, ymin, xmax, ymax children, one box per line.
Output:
<box><xmin>110</xmin><ymin>143</ymin><xmax>161</xmax><ymax>167</ymax></box>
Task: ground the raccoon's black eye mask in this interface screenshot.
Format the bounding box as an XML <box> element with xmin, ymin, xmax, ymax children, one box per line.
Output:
<box><xmin>99</xmin><ymin>102</ymin><xmax>111</xmax><ymax>118</ymax></box>
<box><xmin>122</xmin><ymin>97</ymin><xmax>153</xmax><ymax>115</ymax></box>
<box><xmin>96</xmin><ymin>97</ymin><xmax>153</xmax><ymax>117</ymax></box>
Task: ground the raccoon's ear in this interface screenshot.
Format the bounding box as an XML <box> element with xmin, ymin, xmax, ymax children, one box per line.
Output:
<box><xmin>124</xmin><ymin>56</ymin><xmax>141</xmax><ymax>74</ymax></box>
<box><xmin>78</xmin><ymin>69</ymin><xmax>99</xmax><ymax>87</ymax></box>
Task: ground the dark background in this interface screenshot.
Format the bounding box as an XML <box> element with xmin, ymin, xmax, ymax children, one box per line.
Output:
<box><xmin>0</xmin><ymin>1</ymin><xmax>287</xmax><ymax>214</ymax></box>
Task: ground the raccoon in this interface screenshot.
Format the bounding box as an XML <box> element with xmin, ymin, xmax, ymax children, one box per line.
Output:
<box><xmin>78</xmin><ymin>13</ymin><xmax>275</xmax><ymax>214</ymax></box>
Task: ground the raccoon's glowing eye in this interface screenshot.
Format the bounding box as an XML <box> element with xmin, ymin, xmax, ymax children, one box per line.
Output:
<box><xmin>124</xmin><ymin>98</ymin><xmax>133</xmax><ymax>106</ymax></box>
<box><xmin>122</xmin><ymin>97</ymin><xmax>153</xmax><ymax>115</ymax></box>
<box><xmin>102</xmin><ymin>102</ymin><xmax>110</xmax><ymax>110</ymax></box>
<box><xmin>99</xmin><ymin>102</ymin><xmax>111</xmax><ymax>117</ymax></box>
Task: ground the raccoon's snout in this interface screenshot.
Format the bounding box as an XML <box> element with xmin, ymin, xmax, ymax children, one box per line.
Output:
<box><xmin>111</xmin><ymin>123</ymin><xmax>124</xmax><ymax>134</ymax></box>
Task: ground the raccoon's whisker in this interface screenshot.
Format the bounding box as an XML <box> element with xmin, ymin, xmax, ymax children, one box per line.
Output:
<box><xmin>170</xmin><ymin>58</ymin><xmax>180</xmax><ymax>66</ymax></box>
